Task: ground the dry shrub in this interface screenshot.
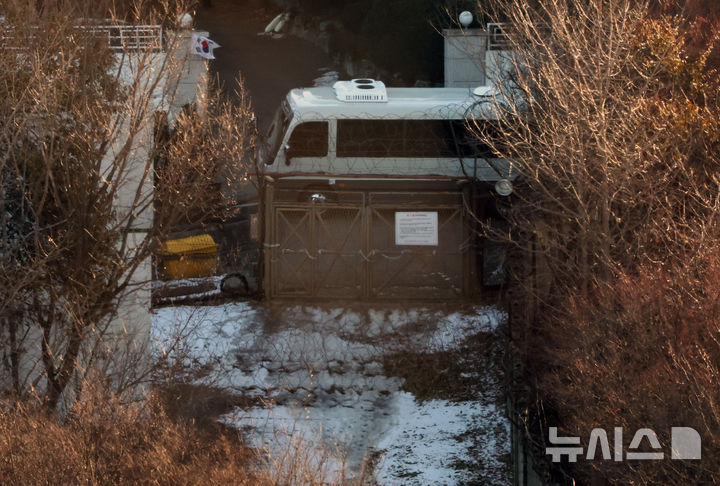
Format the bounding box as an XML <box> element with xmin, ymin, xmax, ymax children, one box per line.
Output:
<box><xmin>0</xmin><ymin>385</ymin><xmax>359</xmax><ymax>485</ymax></box>
<box><xmin>0</xmin><ymin>394</ymin><xmax>263</xmax><ymax>485</ymax></box>
<box><xmin>536</xmin><ymin>249</ymin><xmax>720</xmax><ymax>484</ymax></box>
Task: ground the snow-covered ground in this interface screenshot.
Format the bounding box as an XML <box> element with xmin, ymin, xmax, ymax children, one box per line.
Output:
<box><xmin>152</xmin><ymin>301</ymin><xmax>510</xmax><ymax>484</ymax></box>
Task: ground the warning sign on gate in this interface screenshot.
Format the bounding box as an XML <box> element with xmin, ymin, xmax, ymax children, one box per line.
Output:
<box><xmin>395</xmin><ymin>211</ymin><xmax>438</xmax><ymax>246</ymax></box>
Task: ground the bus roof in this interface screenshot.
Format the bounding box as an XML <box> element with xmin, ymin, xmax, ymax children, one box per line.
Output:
<box><xmin>286</xmin><ymin>86</ymin><xmax>497</xmax><ymax>120</ymax></box>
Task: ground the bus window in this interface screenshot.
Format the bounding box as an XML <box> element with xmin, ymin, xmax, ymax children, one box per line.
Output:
<box><xmin>287</xmin><ymin>121</ymin><xmax>329</xmax><ymax>158</ymax></box>
<box><xmin>263</xmin><ymin>102</ymin><xmax>292</xmax><ymax>165</ymax></box>
<box><xmin>337</xmin><ymin>119</ymin><xmax>499</xmax><ymax>158</ymax></box>
<box><xmin>336</xmin><ymin>119</ymin><xmax>404</xmax><ymax>157</ymax></box>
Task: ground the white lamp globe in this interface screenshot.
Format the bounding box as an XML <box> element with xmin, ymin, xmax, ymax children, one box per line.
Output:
<box><xmin>495</xmin><ymin>179</ymin><xmax>513</xmax><ymax>197</ymax></box>
<box><xmin>178</xmin><ymin>13</ymin><xmax>193</xmax><ymax>28</ymax></box>
<box><xmin>459</xmin><ymin>11</ymin><xmax>473</xmax><ymax>28</ymax></box>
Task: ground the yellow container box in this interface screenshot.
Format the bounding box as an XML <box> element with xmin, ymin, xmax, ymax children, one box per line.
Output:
<box><xmin>158</xmin><ymin>234</ymin><xmax>219</xmax><ymax>280</ymax></box>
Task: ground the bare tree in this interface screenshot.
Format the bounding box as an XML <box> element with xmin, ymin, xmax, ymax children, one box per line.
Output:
<box><xmin>477</xmin><ymin>0</ymin><xmax>720</xmax><ymax>295</ymax></box>
<box><xmin>0</xmin><ymin>0</ymin><xmax>255</xmax><ymax>410</ymax></box>
<box><xmin>472</xmin><ymin>0</ymin><xmax>720</xmax><ymax>483</ymax></box>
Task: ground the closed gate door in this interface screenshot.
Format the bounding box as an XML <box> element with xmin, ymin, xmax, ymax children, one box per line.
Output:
<box><xmin>268</xmin><ymin>189</ymin><xmax>473</xmax><ymax>300</ymax></box>
<box><xmin>272</xmin><ymin>207</ymin><xmax>314</xmax><ymax>296</ymax></box>
<box><xmin>368</xmin><ymin>192</ymin><xmax>465</xmax><ymax>299</ymax></box>
<box><xmin>270</xmin><ymin>190</ymin><xmax>366</xmax><ymax>298</ymax></box>
<box><xmin>314</xmin><ymin>205</ymin><xmax>364</xmax><ymax>298</ymax></box>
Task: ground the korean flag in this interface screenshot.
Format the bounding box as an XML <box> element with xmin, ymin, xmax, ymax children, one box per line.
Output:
<box><xmin>190</xmin><ymin>34</ymin><xmax>220</xmax><ymax>60</ymax></box>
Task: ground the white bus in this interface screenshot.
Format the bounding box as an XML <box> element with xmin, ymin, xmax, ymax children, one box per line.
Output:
<box><xmin>259</xmin><ymin>79</ymin><xmax>510</xmax><ymax>300</ymax></box>
<box><xmin>259</xmin><ymin>78</ymin><xmax>513</xmax><ymax>183</ymax></box>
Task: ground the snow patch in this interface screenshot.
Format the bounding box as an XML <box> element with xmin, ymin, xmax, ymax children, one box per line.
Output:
<box><xmin>152</xmin><ymin>302</ymin><xmax>510</xmax><ymax>483</ymax></box>
<box><xmin>376</xmin><ymin>392</ymin><xmax>510</xmax><ymax>485</ymax></box>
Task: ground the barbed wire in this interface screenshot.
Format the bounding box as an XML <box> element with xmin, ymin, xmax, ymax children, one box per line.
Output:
<box><xmin>260</xmin><ymin>106</ymin><xmax>512</xmax><ymax>180</ymax></box>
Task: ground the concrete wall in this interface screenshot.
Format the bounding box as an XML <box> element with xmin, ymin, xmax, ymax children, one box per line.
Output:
<box><xmin>443</xmin><ymin>28</ymin><xmax>486</xmax><ymax>88</ymax></box>
<box><xmin>102</xmin><ymin>28</ymin><xmax>210</xmax><ymax>401</ymax></box>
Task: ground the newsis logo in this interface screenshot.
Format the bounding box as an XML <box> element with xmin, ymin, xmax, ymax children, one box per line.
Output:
<box><xmin>546</xmin><ymin>427</ymin><xmax>701</xmax><ymax>462</ymax></box>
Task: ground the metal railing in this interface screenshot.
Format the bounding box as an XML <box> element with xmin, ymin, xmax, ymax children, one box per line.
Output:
<box><xmin>79</xmin><ymin>24</ymin><xmax>164</xmax><ymax>51</ymax></box>
<box><xmin>1</xmin><ymin>23</ymin><xmax>164</xmax><ymax>51</ymax></box>
<box><xmin>487</xmin><ymin>23</ymin><xmax>510</xmax><ymax>51</ymax></box>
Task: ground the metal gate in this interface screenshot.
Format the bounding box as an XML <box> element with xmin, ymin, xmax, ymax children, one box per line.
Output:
<box><xmin>266</xmin><ymin>189</ymin><xmax>474</xmax><ymax>300</ymax></box>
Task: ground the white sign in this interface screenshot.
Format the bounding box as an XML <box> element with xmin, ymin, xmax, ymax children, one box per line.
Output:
<box><xmin>395</xmin><ymin>212</ymin><xmax>438</xmax><ymax>246</ymax></box>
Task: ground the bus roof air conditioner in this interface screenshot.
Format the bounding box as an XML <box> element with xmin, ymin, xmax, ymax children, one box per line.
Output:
<box><xmin>333</xmin><ymin>79</ymin><xmax>388</xmax><ymax>103</ymax></box>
